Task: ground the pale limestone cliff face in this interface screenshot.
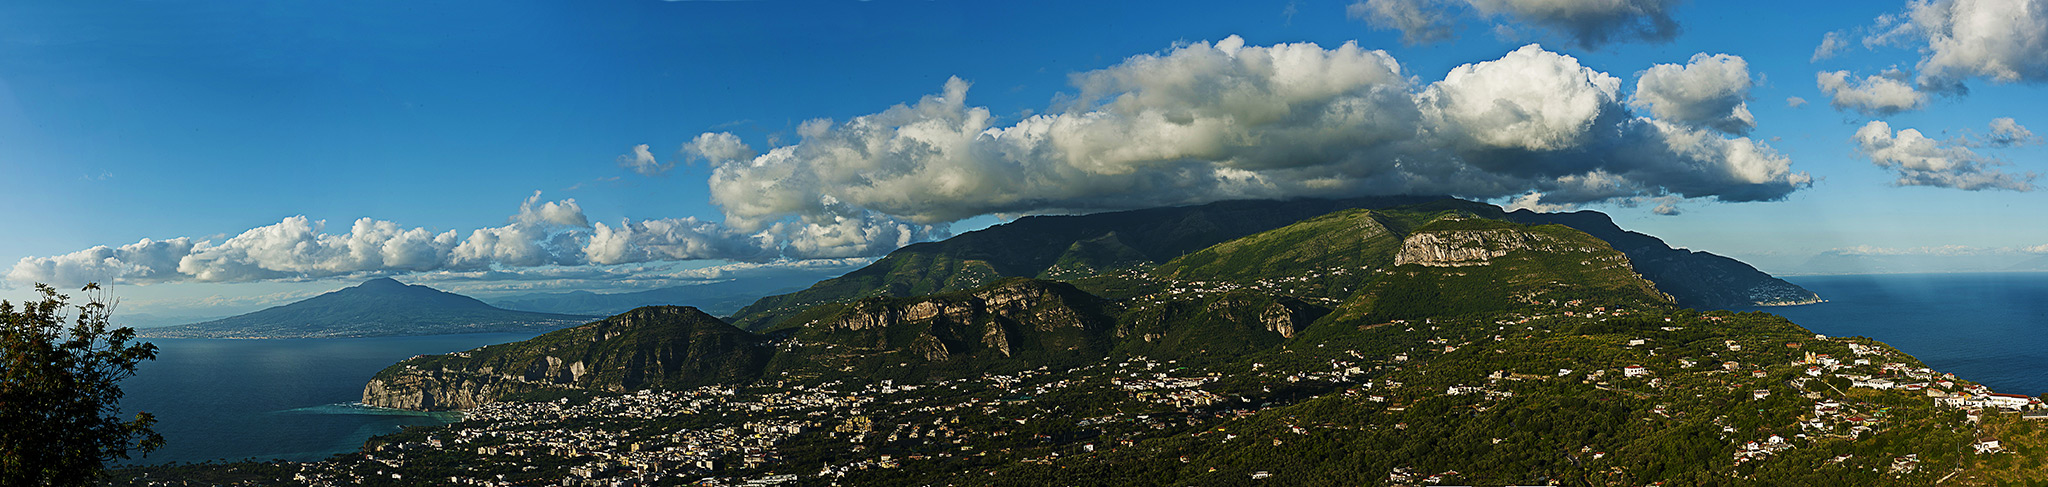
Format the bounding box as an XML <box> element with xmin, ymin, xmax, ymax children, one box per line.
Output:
<box><xmin>362</xmin><ymin>365</ymin><xmax>540</xmax><ymax>410</ymax></box>
<box><xmin>828</xmin><ymin>283</ymin><xmax>1079</xmax><ymax>332</ymax></box>
<box><xmin>822</xmin><ymin>281</ymin><xmax>1096</xmax><ymax>359</ymax></box>
<box><xmin>1394</xmin><ymin>229</ymin><xmax>1597</xmax><ymax>267</ymax></box>
<box><xmin>1259</xmin><ymin>302</ymin><xmax>1302</xmax><ymax>339</ymax></box>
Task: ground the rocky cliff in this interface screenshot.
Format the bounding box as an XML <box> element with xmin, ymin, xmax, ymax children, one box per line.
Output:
<box><xmin>363</xmin><ymin>306</ymin><xmax>767</xmax><ymax>411</ymax></box>
<box><xmin>1393</xmin><ymin>226</ymin><xmax>1602</xmax><ymax>267</ymax></box>
<box><xmin>808</xmin><ymin>278</ymin><xmax>1111</xmax><ymax>362</ymax></box>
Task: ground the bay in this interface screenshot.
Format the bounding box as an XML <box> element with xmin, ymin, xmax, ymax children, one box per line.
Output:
<box><xmin>116</xmin><ymin>332</ymin><xmax>544</xmax><ymax>466</ymax></box>
<box><xmin>1739</xmin><ymin>272</ymin><xmax>2048</xmax><ymax>396</ymax></box>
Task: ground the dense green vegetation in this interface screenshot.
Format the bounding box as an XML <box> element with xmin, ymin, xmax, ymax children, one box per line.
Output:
<box><xmin>727</xmin><ymin>196</ymin><xmax>1454</xmax><ymax>331</ymax></box>
<box><xmin>363</xmin><ymin>306</ymin><xmax>767</xmax><ymax>409</ymax></box>
<box><xmin>3</xmin><ymin>284</ymin><xmax>161</xmax><ymax>486</ymax></box>
<box><xmin>729</xmin><ymin>197</ymin><xmax>1815</xmax><ymax>333</ymax></box>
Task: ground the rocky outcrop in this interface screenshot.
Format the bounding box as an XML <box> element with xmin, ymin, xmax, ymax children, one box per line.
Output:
<box><xmin>363</xmin><ymin>366</ymin><xmax>543</xmax><ymax>411</ymax></box>
<box><xmin>1394</xmin><ymin>228</ymin><xmax>1598</xmax><ymax>267</ymax></box>
<box><xmin>826</xmin><ymin>280</ymin><xmax>1099</xmax><ymax>338</ymax></box>
<box><xmin>809</xmin><ymin>279</ymin><xmax>1111</xmax><ymax>362</ymax></box>
<box><xmin>1258</xmin><ymin>302</ymin><xmax>1307</xmax><ymax>339</ymax></box>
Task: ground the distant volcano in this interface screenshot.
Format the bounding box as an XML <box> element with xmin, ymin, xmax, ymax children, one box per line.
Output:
<box><xmin>138</xmin><ymin>278</ymin><xmax>594</xmax><ymax>339</ymax></box>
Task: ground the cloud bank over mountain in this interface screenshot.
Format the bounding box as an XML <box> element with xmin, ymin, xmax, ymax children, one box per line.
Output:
<box><xmin>703</xmin><ymin>39</ymin><xmax>1807</xmax><ymax>230</ymax></box>
<box><xmin>10</xmin><ymin>37</ymin><xmax>1812</xmax><ymax>287</ymax></box>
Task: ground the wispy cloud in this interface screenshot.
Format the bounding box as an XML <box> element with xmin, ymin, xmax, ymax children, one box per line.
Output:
<box><xmin>1826</xmin><ymin>244</ymin><xmax>2037</xmax><ymax>256</ymax></box>
<box><xmin>618</xmin><ymin>144</ymin><xmax>673</xmax><ymax>176</ymax></box>
<box><xmin>1854</xmin><ymin>120</ymin><xmax>2037</xmax><ymax>191</ymax></box>
<box><xmin>1349</xmin><ymin>0</ymin><xmax>1683</xmax><ymax>50</ymax></box>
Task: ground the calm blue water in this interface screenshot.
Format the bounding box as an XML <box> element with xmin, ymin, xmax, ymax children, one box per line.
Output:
<box><xmin>117</xmin><ymin>332</ymin><xmax>542</xmax><ymax>466</ymax></box>
<box><xmin>1739</xmin><ymin>272</ymin><xmax>2048</xmax><ymax>396</ymax></box>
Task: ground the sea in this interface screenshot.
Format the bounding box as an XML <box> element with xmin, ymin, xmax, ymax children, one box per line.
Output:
<box><xmin>1734</xmin><ymin>272</ymin><xmax>2048</xmax><ymax>397</ymax></box>
<box><xmin>117</xmin><ymin>332</ymin><xmax>544</xmax><ymax>466</ymax></box>
<box><xmin>113</xmin><ymin>272</ymin><xmax>2048</xmax><ymax>466</ymax></box>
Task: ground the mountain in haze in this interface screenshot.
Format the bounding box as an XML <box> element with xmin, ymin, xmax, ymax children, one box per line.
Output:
<box><xmin>2013</xmin><ymin>253</ymin><xmax>2048</xmax><ymax>272</ymax></box>
<box><xmin>728</xmin><ymin>197</ymin><xmax>1815</xmax><ymax>331</ymax></box>
<box><xmin>1499</xmin><ymin>208</ymin><xmax>1823</xmax><ymax>308</ymax></box>
<box><xmin>1792</xmin><ymin>249</ymin><xmax>2046</xmax><ymax>275</ymax></box>
<box><xmin>486</xmin><ymin>279</ymin><xmax>809</xmax><ymax>318</ymax></box>
<box><xmin>138</xmin><ymin>278</ymin><xmax>594</xmax><ymax>339</ymax></box>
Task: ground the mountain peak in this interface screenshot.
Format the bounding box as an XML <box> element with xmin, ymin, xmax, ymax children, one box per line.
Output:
<box><xmin>357</xmin><ymin>277</ymin><xmax>409</xmax><ymax>289</ymax></box>
<box><xmin>140</xmin><ymin>277</ymin><xmax>592</xmax><ymax>338</ymax></box>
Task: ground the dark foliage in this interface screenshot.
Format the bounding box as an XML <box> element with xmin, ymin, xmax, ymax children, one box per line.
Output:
<box><xmin>1</xmin><ymin>283</ymin><xmax>161</xmax><ymax>486</ymax></box>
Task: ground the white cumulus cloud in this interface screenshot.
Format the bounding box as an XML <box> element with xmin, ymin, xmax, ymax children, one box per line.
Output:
<box><xmin>1816</xmin><ymin>70</ymin><xmax>1928</xmax><ymax>116</ymax></box>
<box><xmin>683</xmin><ymin>132</ymin><xmax>758</xmax><ymax>165</ymax></box>
<box><xmin>449</xmin><ymin>192</ymin><xmax>592</xmax><ymax>269</ymax></box>
<box><xmin>1424</xmin><ymin>44</ymin><xmax>1623</xmax><ymax>151</ymax></box>
<box><xmin>1901</xmin><ymin>0</ymin><xmax>2048</xmax><ymax>90</ymax></box>
<box><xmin>6</xmin><ymin>238</ymin><xmax>197</xmax><ymax>287</ymax></box>
<box><xmin>699</xmin><ymin>38</ymin><xmax>1810</xmax><ymax>232</ymax></box>
<box><xmin>1854</xmin><ymin>120</ymin><xmax>2037</xmax><ymax>191</ymax></box>
<box><xmin>8</xmin><ymin>188</ymin><xmax>948</xmax><ymax>287</ymax></box>
<box><xmin>1631</xmin><ymin>53</ymin><xmax>1755</xmax><ymax>135</ymax></box>
<box><xmin>584</xmin><ymin>217</ymin><xmax>775</xmax><ymax>265</ymax></box>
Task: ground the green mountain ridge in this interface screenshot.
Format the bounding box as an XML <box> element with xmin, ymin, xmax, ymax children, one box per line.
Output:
<box><xmin>725</xmin><ymin>196</ymin><xmax>1451</xmax><ymax>330</ymax></box>
<box><xmin>362</xmin><ymin>306</ymin><xmax>767</xmax><ymax>410</ymax></box>
<box><xmin>365</xmin><ymin>206</ymin><xmax>1672</xmax><ymax>410</ymax></box>
<box><xmin>728</xmin><ymin>197</ymin><xmax>1816</xmax><ymax>333</ymax></box>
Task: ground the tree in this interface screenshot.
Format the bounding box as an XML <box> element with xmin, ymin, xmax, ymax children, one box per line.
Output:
<box><xmin>1</xmin><ymin>283</ymin><xmax>162</xmax><ymax>486</ymax></box>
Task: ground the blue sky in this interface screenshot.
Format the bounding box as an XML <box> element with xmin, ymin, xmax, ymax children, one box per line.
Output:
<box><xmin>1</xmin><ymin>0</ymin><xmax>2042</xmax><ymax>319</ymax></box>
